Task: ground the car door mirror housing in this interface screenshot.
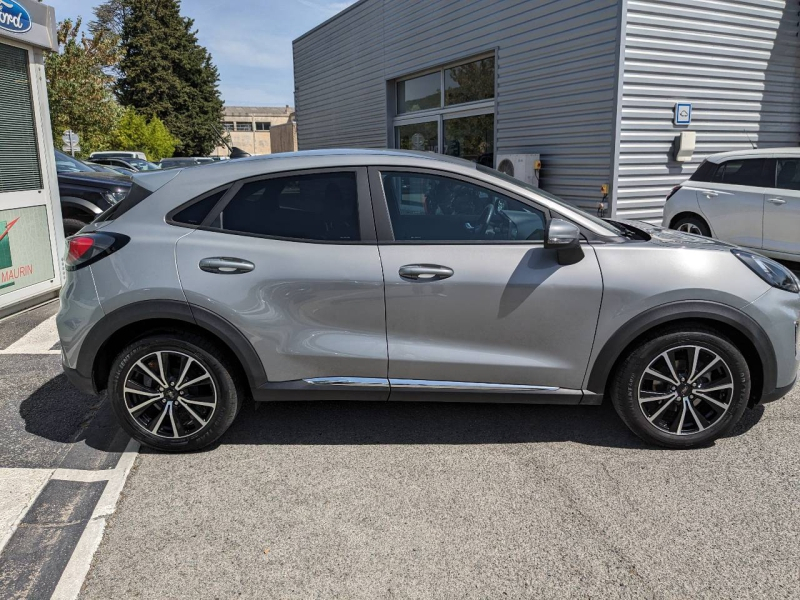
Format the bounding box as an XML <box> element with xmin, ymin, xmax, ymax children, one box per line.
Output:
<box><xmin>545</xmin><ymin>218</ymin><xmax>584</xmax><ymax>265</ymax></box>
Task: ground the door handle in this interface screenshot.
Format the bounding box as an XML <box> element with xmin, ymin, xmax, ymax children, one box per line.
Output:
<box><xmin>199</xmin><ymin>257</ymin><xmax>255</xmax><ymax>274</ymax></box>
<box><xmin>399</xmin><ymin>264</ymin><xmax>454</xmax><ymax>281</ymax></box>
<box><xmin>767</xmin><ymin>197</ymin><xmax>787</xmax><ymax>205</ymax></box>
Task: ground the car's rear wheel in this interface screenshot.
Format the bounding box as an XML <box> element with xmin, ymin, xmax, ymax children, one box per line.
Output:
<box><xmin>610</xmin><ymin>327</ymin><xmax>750</xmax><ymax>449</ymax></box>
<box><xmin>672</xmin><ymin>215</ymin><xmax>711</xmax><ymax>237</ymax></box>
<box><xmin>108</xmin><ymin>334</ymin><xmax>241</xmax><ymax>452</ymax></box>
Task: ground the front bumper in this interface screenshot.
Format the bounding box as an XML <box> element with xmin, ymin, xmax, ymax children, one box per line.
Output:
<box><xmin>760</xmin><ymin>376</ymin><xmax>797</xmax><ymax>404</ymax></box>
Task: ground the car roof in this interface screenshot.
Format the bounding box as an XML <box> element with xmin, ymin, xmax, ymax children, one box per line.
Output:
<box><xmin>706</xmin><ymin>147</ymin><xmax>800</xmax><ymax>163</ymax></box>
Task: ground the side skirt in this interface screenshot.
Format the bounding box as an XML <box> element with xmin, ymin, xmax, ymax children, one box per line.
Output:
<box><xmin>253</xmin><ymin>378</ymin><xmax>596</xmax><ymax>405</ymax></box>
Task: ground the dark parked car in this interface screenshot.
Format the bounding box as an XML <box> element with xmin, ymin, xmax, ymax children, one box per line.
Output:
<box><xmin>89</xmin><ymin>157</ymin><xmax>161</xmax><ymax>172</ymax></box>
<box><xmin>159</xmin><ymin>157</ymin><xmax>215</xmax><ymax>169</ymax></box>
<box><xmin>55</xmin><ymin>150</ymin><xmax>132</xmax><ymax>236</ymax></box>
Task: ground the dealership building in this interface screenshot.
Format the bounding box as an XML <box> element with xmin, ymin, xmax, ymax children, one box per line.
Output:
<box><xmin>293</xmin><ymin>0</ymin><xmax>800</xmax><ymax>222</ymax></box>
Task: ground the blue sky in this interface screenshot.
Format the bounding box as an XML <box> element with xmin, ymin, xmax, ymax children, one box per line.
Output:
<box><xmin>49</xmin><ymin>0</ymin><xmax>357</xmax><ymax>107</ymax></box>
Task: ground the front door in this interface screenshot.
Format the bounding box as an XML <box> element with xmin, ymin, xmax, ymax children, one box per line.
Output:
<box><xmin>695</xmin><ymin>158</ymin><xmax>767</xmax><ymax>249</ymax></box>
<box><xmin>370</xmin><ymin>168</ymin><xmax>603</xmax><ymax>395</ymax></box>
<box><xmin>175</xmin><ymin>168</ymin><xmax>388</xmax><ymax>386</ymax></box>
<box><xmin>763</xmin><ymin>157</ymin><xmax>800</xmax><ymax>257</ymax></box>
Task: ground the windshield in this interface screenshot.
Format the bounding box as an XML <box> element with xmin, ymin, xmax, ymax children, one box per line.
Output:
<box><xmin>126</xmin><ymin>158</ymin><xmax>161</xmax><ymax>171</ymax></box>
<box><xmin>476</xmin><ymin>164</ymin><xmax>625</xmax><ymax>236</ymax></box>
<box><xmin>55</xmin><ymin>150</ymin><xmax>95</xmax><ymax>173</ymax></box>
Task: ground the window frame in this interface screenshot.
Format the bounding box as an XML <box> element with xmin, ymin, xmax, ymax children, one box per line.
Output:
<box><xmin>367</xmin><ymin>166</ymin><xmax>553</xmax><ymax>245</ymax></box>
<box><xmin>255</xmin><ymin>122</ymin><xmax>271</xmax><ymax>131</ymax></box>
<box><xmin>235</xmin><ymin>122</ymin><xmax>254</xmax><ymax>132</ymax></box>
<box><xmin>166</xmin><ymin>167</ymin><xmax>376</xmax><ymax>245</ymax></box>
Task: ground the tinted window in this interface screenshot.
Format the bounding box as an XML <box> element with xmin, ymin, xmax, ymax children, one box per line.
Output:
<box><xmin>714</xmin><ymin>159</ymin><xmax>767</xmax><ymax>186</ymax></box>
<box><xmin>173</xmin><ymin>189</ymin><xmax>228</xmax><ymax>226</ymax></box>
<box><xmin>397</xmin><ymin>72</ymin><xmax>441</xmax><ymax>114</ymax></box>
<box><xmin>444</xmin><ymin>57</ymin><xmax>495</xmax><ymax>106</ymax></box>
<box><xmin>689</xmin><ymin>160</ymin><xmax>717</xmax><ymax>182</ymax></box>
<box><xmin>776</xmin><ymin>159</ymin><xmax>800</xmax><ymax>191</ymax></box>
<box><xmin>382</xmin><ymin>172</ymin><xmax>546</xmax><ymax>242</ymax></box>
<box><xmin>212</xmin><ymin>172</ymin><xmax>360</xmax><ymax>241</ymax></box>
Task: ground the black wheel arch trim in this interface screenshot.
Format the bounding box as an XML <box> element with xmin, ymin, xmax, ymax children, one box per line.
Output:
<box><xmin>586</xmin><ymin>300</ymin><xmax>777</xmax><ymax>401</ymax></box>
<box><xmin>76</xmin><ymin>299</ymin><xmax>268</xmax><ymax>391</ymax></box>
<box><xmin>61</xmin><ymin>196</ymin><xmax>104</xmax><ymax>216</ymax></box>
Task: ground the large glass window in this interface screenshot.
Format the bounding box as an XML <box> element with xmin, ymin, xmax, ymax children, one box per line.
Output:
<box><xmin>396</xmin><ymin>121</ymin><xmax>438</xmax><ymax>153</ymax></box>
<box><xmin>444</xmin><ymin>57</ymin><xmax>495</xmax><ymax>106</ymax></box>
<box><xmin>397</xmin><ymin>72</ymin><xmax>441</xmax><ymax>115</ymax></box>
<box><xmin>211</xmin><ymin>172</ymin><xmax>360</xmax><ymax>242</ymax></box>
<box><xmin>381</xmin><ymin>172</ymin><xmax>545</xmax><ymax>242</ymax></box>
<box><xmin>444</xmin><ymin>114</ymin><xmax>494</xmax><ymax>165</ymax></box>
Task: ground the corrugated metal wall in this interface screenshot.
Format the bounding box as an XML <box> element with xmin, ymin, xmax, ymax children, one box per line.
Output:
<box><xmin>616</xmin><ymin>0</ymin><xmax>800</xmax><ymax>222</ymax></box>
<box><xmin>294</xmin><ymin>0</ymin><xmax>621</xmax><ymax>209</ymax></box>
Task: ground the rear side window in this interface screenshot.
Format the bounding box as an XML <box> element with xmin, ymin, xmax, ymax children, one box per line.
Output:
<box><xmin>211</xmin><ymin>172</ymin><xmax>360</xmax><ymax>242</ymax></box>
<box><xmin>95</xmin><ymin>182</ymin><xmax>149</xmax><ymax>223</ymax></box>
<box><xmin>776</xmin><ymin>158</ymin><xmax>800</xmax><ymax>191</ymax></box>
<box><xmin>689</xmin><ymin>160</ymin><xmax>717</xmax><ymax>182</ymax></box>
<box><xmin>172</xmin><ymin>189</ymin><xmax>228</xmax><ymax>226</ymax></box>
<box><xmin>712</xmin><ymin>159</ymin><xmax>768</xmax><ymax>187</ymax></box>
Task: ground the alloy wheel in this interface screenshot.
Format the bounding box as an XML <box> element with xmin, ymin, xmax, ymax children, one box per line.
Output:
<box><xmin>677</xmin><ymin>223</ymin><xmax>703</xmax><ymax>235</ymax></box>
<box><xmin>123</xmin><ymin>350</ymin><xmax>217</xmax><ymax>439</ymax></box>
<box><xmin>637</xmin><ymin>345</ymin><xmax>734</xmax><ymax>436</ymax></box>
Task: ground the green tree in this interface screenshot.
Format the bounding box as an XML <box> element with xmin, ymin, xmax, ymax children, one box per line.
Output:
<box><xmin>101</xmin><ymin>0</ymin><xmax>224</xmax><ymax>156</ymax></box>
<box><xmin>45</xmin><ymin>18</ymin><xmax>122</xmax><ymax>156</ymax></box>
<box><xmin>112</xmin><ymin>108</ymin><xmax>178</xmax><ymax>161</ymax></box>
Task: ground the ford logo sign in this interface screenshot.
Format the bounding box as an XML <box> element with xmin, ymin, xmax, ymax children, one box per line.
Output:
<box><xmin>0</xmin><ymin>0</ymin><xmax>32</xmax><ymax>34</ymax></box>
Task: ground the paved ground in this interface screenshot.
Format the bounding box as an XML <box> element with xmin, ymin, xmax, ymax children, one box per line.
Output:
<box><xmin>1</xmin><ymin>299</ymin><xmax>798</xmax><ymax>599</ymax></box>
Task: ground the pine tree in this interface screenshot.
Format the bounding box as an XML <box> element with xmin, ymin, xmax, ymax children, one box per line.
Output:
<box><xmin>111</xmin><ymin>0</ymin><xmax>224</xmax><ymax>156</ymax></box>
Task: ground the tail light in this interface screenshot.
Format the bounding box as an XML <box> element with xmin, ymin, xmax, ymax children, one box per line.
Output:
<box><xmin>65</xmin><ymin>232</ymin><xmax>130</xmax><ymax>271</ymax></box>
<box><xmin>665</xmin><ymin>186</ymin><xmax>681</xmax><ymax>202</ymax></box>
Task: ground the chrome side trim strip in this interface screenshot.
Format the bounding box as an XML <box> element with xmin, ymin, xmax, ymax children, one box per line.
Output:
<box><xmin>389</xmin><ymin>379</ymin><xmax>560</xmax><ymax>392</ymax></box>
<box><xmin>303</xmin><ymin>377</ymin><xmax>390</xmax><ymax>387</ymax></box>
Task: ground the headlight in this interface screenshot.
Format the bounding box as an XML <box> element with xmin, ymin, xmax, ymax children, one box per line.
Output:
<box><xmin>732</xmin><ymin>249</ymin><xmax>799</xmax><ymax>293</ymax></box>
<box><xmin>104</xmin><ymin>190</ymin><xmax>128</xmax><ymax>205</ymax></box>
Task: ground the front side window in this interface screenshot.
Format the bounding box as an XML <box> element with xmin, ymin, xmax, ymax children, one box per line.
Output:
<box><xmin>713</xmin><ymin>159</ymin><xmax>767</xmax><ymax>187</ymax></box>
<box><xmin>212</xmin><ymin>172</ymin><xmax>360</xmax><ymax>242</ymax></box>
<box><xmin>381</xmin><ymin>172</ymin><xmax>546</xmax><ymax>242</ymax></box>
<box><xmin>776</xmin><ymin>159</ymin><xmax>800</xmax><ymax>191</ymax></box>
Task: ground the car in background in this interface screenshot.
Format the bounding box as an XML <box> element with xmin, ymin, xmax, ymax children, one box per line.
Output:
<box><xmin>82</xmin><ymin>161</ymin><xmax>136</xmax><ymax>175</ymax></box>
<box><xmin>663</xmin><ymin>148</ymin><xmax>800</xmax><ymax>261</ymax></box>
<box><xmin>54</xmin><ymin>150</ymin><xmax>132</xmax><ymax>236</ymax></box>
<box><xmin>89</xmin><ymin>156</ymin><xmax>161</xmax><ymax>172</ymax></box>
<box><xmin>56</xmin><ymin>149</ymin><xmax>799</xmax><ymax>453</ymax></box>
<box><xmin>89</xmin><ymin>150</ymin><xmax>147</xmax><ymax>161</ymax></box>
<box><xmin>159</xmin><ymin>157</ymin><xmax>216</xmax><ymax>169</ymax></box>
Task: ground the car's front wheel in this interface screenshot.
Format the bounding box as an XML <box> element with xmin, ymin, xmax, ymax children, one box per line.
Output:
<box><xmin>108</xmin><ymin>334</ymin><xmax>242</xmax><ymax>452</ymax></box>
<box><xmin>611</xmin><ymin>327</ymin><xmax>750</xmax><ymax>449</ymax></box>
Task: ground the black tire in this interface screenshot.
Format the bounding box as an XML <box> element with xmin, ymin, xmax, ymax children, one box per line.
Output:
<box><xmin>610</xmin><ymin>327</ymin><xmax>750</xmax><ymax>449</ymax></box>
<box><xmin>63</xmin><ymin>218</ymin><xmax>88</xmax><ymax>237</ymax></box>
<box><xmin>672</xmin><ymin>215</ymin><xmax>711</xmax><ymax>237</ymax></box>
<box><xmin>108</xmin><ymin>334</ymin><xmax>242</xmax><ymax>452</ymax></box>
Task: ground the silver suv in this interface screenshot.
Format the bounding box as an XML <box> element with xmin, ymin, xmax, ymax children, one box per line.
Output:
<box><xmin>57</xmin><ymin>150</ymin><xmax>800</xmax><ymax>451</ymax></box>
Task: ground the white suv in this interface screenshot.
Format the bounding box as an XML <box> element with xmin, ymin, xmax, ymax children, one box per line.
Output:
<box><xmin>662</xmin><ymin>148</ymin><xmax>800</xmax><ymax>261</ymax></box>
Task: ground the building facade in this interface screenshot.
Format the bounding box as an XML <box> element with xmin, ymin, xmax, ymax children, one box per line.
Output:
<box><xmin>293</xmin><ymin>0</ymin><xmax>800</xmax><ymax>222</ymax></box>
<box><xmin>213</xmin><ymin>106</ymin><xmax>295</xmax><ymax>157</ymax></box>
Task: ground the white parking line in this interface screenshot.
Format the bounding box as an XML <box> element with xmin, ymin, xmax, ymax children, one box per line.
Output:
<box><xmin>0</xmin><ymin>314</ymin><xmax>60</xmax><ymax>354</ymax></box>
<box><xmin>50</xmin><ymin>438</ymin><xmax>140</xmax><ymax>600</ymax></box>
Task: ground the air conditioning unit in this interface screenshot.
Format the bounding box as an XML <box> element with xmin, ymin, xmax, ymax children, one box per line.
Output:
<box><xmin>495</xmin><ymin>153</ymin><xmax>541</xmax><ymax>188</ymax></box>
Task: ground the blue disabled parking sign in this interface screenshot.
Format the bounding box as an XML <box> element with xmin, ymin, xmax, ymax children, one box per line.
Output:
<box><xmin>675</xmin><ymin>103</ymin><xmax>692</xmax><ymax>126</ymax></box>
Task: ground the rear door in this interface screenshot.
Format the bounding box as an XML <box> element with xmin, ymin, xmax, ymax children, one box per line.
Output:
<box><xmin>696</xmin><ymin>158</ymin><xmax>767</xmax><ymax>248</ymax></box>
<box><xmin>763</xmin><ymin>157</ymin><xmax>800</xmax><ymax>257</ymax></box>
<box><xmin>174</xmin><ymin>167</ymin><xmax>389</xmax><ymax>389</ymax></box>
<box><xmin>369</xmin><ymin>167</ymin><xmax>603</xmax><ymax>397</ymax></box>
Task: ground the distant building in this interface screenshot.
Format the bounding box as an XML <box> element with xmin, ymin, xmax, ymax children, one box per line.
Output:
<box><xmin>213</xmin><ymin>106</ymin><xmax>296</xmax><ymax>157</ymax></box>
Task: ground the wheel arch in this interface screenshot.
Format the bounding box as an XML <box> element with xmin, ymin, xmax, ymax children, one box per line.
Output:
<box><xmin>61</xmin><ymin>197</ymin><xmax>102</xmax><ymax>221</ymax></box>
<box><xmin>669</xmin><ymin>211</ymin><xmax>710</xmax><ymax>231</ymax></box>
<box><xmin>587</xmin><ymin>301</ymin><xmax>775</xmax><ymax>406</ymax></box>
<box><xmin>77</xmin><ymin>300</ymin><xmax>268</xmax><ymax>393</ymax></box>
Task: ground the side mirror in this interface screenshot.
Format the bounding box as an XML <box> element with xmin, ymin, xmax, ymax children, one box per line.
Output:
<box><xmin>544</xmin><ymin>218</ymin><xmax>584</xmax><ymax>265</ymax></box>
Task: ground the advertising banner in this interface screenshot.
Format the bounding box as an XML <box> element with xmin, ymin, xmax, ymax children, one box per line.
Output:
<box><xmin>0</xmin><ymin>205</ymin><xmax>55</xmax><ymax>296</ymax></box>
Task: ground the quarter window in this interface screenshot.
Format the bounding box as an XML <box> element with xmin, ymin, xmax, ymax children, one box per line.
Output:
<box><xmin>211</xmin><ymin>172</ymin><xmax>360</xmax><ymax>242</ymax></box>
<box><xmin>173</xmin><ymin>189</ymin><xmax>228</xmax><ymax>226</ymax></box>
<box><xmin>776</xmin><ymin>159</ymin><xmax>800</xmax><ymax>191</ymax></box>
<box><xmin>381</xmin><ymin>172</ymin><xmax>546</xmax><ymax>242</ymax></box>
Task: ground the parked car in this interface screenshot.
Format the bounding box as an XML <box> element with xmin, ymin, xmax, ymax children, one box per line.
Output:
<box><xmin>54</xmin><ymin>150</ymin><xmax>132</xmax><ymax>236</ymax></box>
<box><xmin>89</xmin><ymin>150</ymin><xmax>147</xmax><ymax>160</ymax></box>
<box><xmin>89</xmin><ymin>156</ymin><xmax>161</xmax><ymax>172</ymax></box>
<box><xmin>57</xmin><ymin>149</ymin><xmax>799</xmax><ymax>452</ymax></box>
<box><xmin>663</xmin><ymin>148</ymin><xmax>800</xmax><ymax>261</ymax></box>
<box><xmin>159</xmin><ymin>157</ymin><xmax>215</xmax><ymax>169</ymax></box>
